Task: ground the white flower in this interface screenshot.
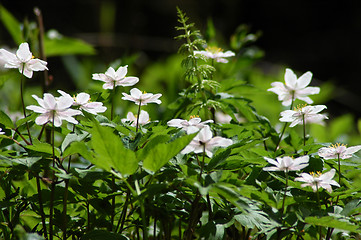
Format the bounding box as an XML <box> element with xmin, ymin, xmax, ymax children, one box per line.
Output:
<box><xmin>167</xmin><ymin>116</ymin><xmax>213</xmax><ymax>134</ymax></box>
<box><xmin>194</xmin><ymin>46</ymin><xmax>235</xmax><ymax>63</ymax></box>
<box><xmin>0</xmin><ymin>128</ymin><xmax>4</xmax><ymax>135</ymax></box>
<box><xmin>268</xmin><ymin>68</ymin><xmax>320</xmax><ymax>106</ymax></box>
<box><xmin>92</xmin><ymin>65</ymin><xmax>139</xmax><ymax>90</ymax></box>
<box><xmin>121</xmin><ymin>110</ymin><xmax>150</xmax><ymax>127</ymax></box>
<box><xmin>121</xmin><ymin>88</ymin><xmax>162</xmax><ymax>106</ymax></box>
<box><xmin>295</xmin><ymin>169</ymin><xmax>340</xmax><ymax>193</ymax></box>
<box><xmin>26</xmin><ymin>93</ymin><xmax>82</xmax><ymax>127</ymax></box>
<box><xmin>318</xmin><ymin>143</ymin><xmax>361</xmax><ymax>160</ymax></box>
<box><xmin>181</xmin><ymin>125</ymin><xmax>233</xmax><ymax>158</ymax></box>
<box><xmin>0</xmin><ymin>42</ymin><xmax>48</xmax><ymax>78</ymax></box>
<box><xmin>263</xmin><ymin>156</ymin><xmax>309</xmax><ymax>172</ymax></box>
<box><xmin>58</xmin><ymin>90</ymin><xmax>106</xmax><ymax>115</ymax></box>
<box><xmin>279</xmin><ymin>104</ymin><xmax>327</xmax><ymax>127</ymax></box>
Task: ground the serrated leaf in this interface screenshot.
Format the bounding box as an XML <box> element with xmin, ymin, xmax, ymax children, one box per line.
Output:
<box><xmin>142</xmin><ymin>133</ymin><xmax>196</xmax><ymax>173</ymax></box>
<box><xmin>305</xmin><ymin>216</ymin><xmax>361</xmax><ymax>233</ymax></box>
<box><xmin>63</xmin><ymin>141</ymin><xmax>93</xmax><ymax>161</ymax></box>
<box><xmin>90</xmin><ymin>123</ymin><xmax>138</xmax><ymax>176</ymax></box>
<box><xmin>61</xmin><ymin>132</ymin><xmax>88</xmax><ymax>152</ymax></box>
<box><xmin>26</xmin><ymin>142</ymin><xmax>60</xmax><ymax>157</ymax></box>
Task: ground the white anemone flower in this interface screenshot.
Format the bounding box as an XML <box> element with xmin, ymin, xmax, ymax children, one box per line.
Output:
<box><xmin>121</xmin><ymin>110</ymin><xmax>150</xmax><ymax>127</ymax></box>
<box><xmin>263</xmin><ymin>155</ymin><xmax>309</xmax><ymax>172</ymax></box>
<box><xmin>279</xmin><ymin>104</ymin><xmax>327</xmax><ymax>127</ymax></box>
<box><xmin>167</xmin><ymin>116</ymin><xmax>213</xmax><ymax>134</ymax></box>
<box><xmin>58</xmin><ymin>90</ymin><xmax>106</xmax><ymax>115</ymax></box>
<box><xmin>318</xmin><ymin>143</ymin><xmax>361</xmax><ymax>160</ymax></box>
<box><xmin>295</xmin><ymin>169</ymin><xmax>340</xmax><ymax>193</ymax></box>
<box><xmin>268</xmin><ymin>68</ymin><xmax>320</xmax><ymax>106</ymax></box>
<box><xmin>92</xmin><ymin>65</ymin><xmax>139</xmax><ymax>90</ymax></box>
<box><xmin>181</xmin><ymin>125</ymin><xmax>233</xmax><ymax>158</ymax></box>
<box><xmin>121</xmin><ymin>88</ymin><xmax>162</xmax><ymax>106</ymax></box>
<box><xmin>26</xmin><ymin>93</ymin><xmax>82</xmax><ymax>127</ymax></box>
<box><xmin>0</xmin><ymin>42</ymin><xmax>48</xmax><ymax>78</ymax></box>
<box><xmin>194</xmin><ymin>46</ymin><xmax>235</xmax><ymax>63</ymax></box>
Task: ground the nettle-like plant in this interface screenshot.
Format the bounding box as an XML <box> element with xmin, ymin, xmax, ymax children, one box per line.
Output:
<box><xmin>0</xmin><ymin>5</ymin><xmax>361</xmax><ymax>240</ymax></box>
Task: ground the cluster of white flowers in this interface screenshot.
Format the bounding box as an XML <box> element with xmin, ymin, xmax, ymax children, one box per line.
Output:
<box><xmin>0</xmin><ymin>42</ymin><xmax>164</xmax><ymax>129</ymax></box>
<box><xmin>265</xmin><ymin>67</ymin><xmax>361</xmax><ymax>193</ymax></box>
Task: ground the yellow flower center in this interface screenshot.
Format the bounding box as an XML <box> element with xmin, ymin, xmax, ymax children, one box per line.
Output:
<box><xmin>189</xmin><ymin>115</ymin><xmax>199</xmax><ymax>119</ymax></box>
<box><xmin>309</xmin><ymin>171</ymin><xmax>322</xmax><ymax>177</ymax></box>
<box><xmin>293</xmin><ymin>104</ymin><xmax>307</xmax><ymax>111</ymax></box>
<box><xmin>205</xmin><ymin>46</ymin><xmax>223</xmax><ymax>54</ymax></box>
<box><xmin>31</xmin><ymin>55</ymin><xmax>35</xmax><ymax>59</ymax></box>
<box><xmin>330</xmin><ymin>143</ymin><xmax>347</xmax><ymax>149</ymax></box>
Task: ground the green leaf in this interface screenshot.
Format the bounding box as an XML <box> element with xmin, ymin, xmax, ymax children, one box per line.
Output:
<box><xmin>0</xmin><ymin>5</ymin><xmax>23</xmax><ymax>44</ymax></box>
<box><xmin>26</xmin><ymin>142</ymin><xmax>60</xmax><ymax>157</ymax></box>
<box><xmin>44</xmin><ymin>35</ymin><xmax>95</xmax><ymax>57</ymax></box>
<box><xmin>0</xmin><ymin>110</ymin><xmax>14</xmax><ymax>128</ymax></box>
<box><xmin>61</xmin><ymin>132</ymin><xmax>88</xmax><ymax>152</ymax></box>
<box><xmin>305</xmin><ymin>216</ymin><xmax>361</xmax><ymax>233</ymax></box>
<box><xmin>207</xmin><ymin>148</ymin><xmax>231</xmax><ymax>170</ymax></box>
<box><xmin>63</xmin><ymin>141</ymin><xmax>93</xmax><ymax>160</ymax></box>
<box><xmin>90</xmin><ymin>123</ymin><xmax>138</xmax><ymax>176</ymax></box>
<box><xmin>142</xmin><ymin>133</ymin><xmax>196</xmax><ymax>173</ymax></box>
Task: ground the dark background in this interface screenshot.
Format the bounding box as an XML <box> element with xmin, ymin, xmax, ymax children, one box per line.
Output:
<box><xmin>1</xmin><ymin>0</ymin><xmax>361</xmax><ymax>117</ymax></box>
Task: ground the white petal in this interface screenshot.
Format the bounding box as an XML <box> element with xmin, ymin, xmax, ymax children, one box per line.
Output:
<box><xmin>167</xmin><ymin>119</ymin><xmax>184</xmax><ymax>128</ymax></box>
<box><xmin>76</xmin><ymin>92</ymin><xmax>90</xmax><ymax>104</ymax></box>
<box><xmin>117</xmin><ymin>76</ymin><xmax>139</xmax><ymax>87</ymax></box>
<box><xmin>284</xmin><ymin>68</ymin><xmax>297</xmax><ymax>89</ymax></box>
<box><xmin>115</xmin><ymin>65</ymin><xmax>128</xmax><ymax>78</ymax></box>
<box><xmin>35</xmin><ymin>114</ymin><xmax>50</xmax><ymax>125</ymax></box>
<box><xmin>16</xmin><ymin>43</ymin><xmax>32</xmax><ymax>62</ymax></box>
<box><xmin>344</xmin><ymin>145</ymin><xmax>361</xmax><ymax>155</ymax></box>
<box><xmin>296</xmin><ymin>71</ymin><xmax>312</xmax><ymax>89</ymax></box>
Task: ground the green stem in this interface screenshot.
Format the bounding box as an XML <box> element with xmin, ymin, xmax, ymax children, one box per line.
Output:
<box><xmin>20</xmin><ymin>65</ymin><xmax>32</xmax><ymax>144</ymax></box>
<box><xmin>124</xmin><ymin>180</ymin><xmax>148</xmax><ymax>240</ymax></box>
<box><xmin>281</xmin><ymin>171</ymin><xmax>289</xmax><ymax>216</ymax></box>
<box><xmin>302</xmin><ymin>114</ymin><xmax>306</xmax><ymax>146</ymax></box>
<box><xmin>274</xmin><ymin>98</ymin><xmax>294</xmax><ymax>151</ymax></box>
<box><xmin>49</xmin><ymin>116</ymin><xmax>56</xmax><ymax>240</ymax></box>
<box><xmin>111</xmin><ymin>82</ymin><xmax>116</xmax><ymax>120</ymax></box>
<box><xmin>36</xmin><ymin>175</ymin><xmax>48</xmax><ymax>239</ymax></box>
<box><xmin>135</xmin><ymin>101</ymin><xmax>142</xmax><ymax>132</ymax></box>
<box><xmin>316</xmin><ymin>184</ymin><xmax>322</xmax><ymax>240</ymax></box>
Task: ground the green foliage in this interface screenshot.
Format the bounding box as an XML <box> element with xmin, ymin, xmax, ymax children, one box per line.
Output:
<box><xmin>0</xmin><ymin>6</ymin><xmax>360</xmax><ymax>240</ymax></box>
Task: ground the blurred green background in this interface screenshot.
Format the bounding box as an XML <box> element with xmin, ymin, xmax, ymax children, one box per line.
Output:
<box><xmin>0</xmin><ymin>0</ymin><xmax>361</xmax><ymax>145</ymax></box>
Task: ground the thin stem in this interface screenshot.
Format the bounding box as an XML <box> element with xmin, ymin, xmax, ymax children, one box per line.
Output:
<box><xmin>302</xmin><ymin>114</ymin><xmax>306</xmax><ymax>146</ymax></box>
<box><xmin>34</xmin><ymin>7</ymin><xmax>49</xmax><ymax>94</ymax></box>
<box><xmin>111</xmin><ymin>82</ymin><xmax>116</xmax><ymax>120</ymax></box>
<box><xmin>49</xmin><ymin>116</ymin><xmax>56</xmax><ymax>240</ymax></box>
<box><xmin>316</xmin><ymin>184</ymin><xmax>322</xmax><ymax>240</ymax></box>
<box><xmin>20</xmin><ymin>66</ymin><xmax>32</xmax><ymax>144</ymax></box>
<box><xmin>62</xmin><ymin>179</ymin><xmax>69</xmax><ymax>240</ymax></box>
<box><xmin>281</xmin><ymin>171</ymin><xmax>289</xmax><ymax>216</ymax></box>
<box><xmin>124</xmin><ymin>180</ymin><xmax>148</xmax><ymax>240</ymax></box>
<box><xmin>135</xmin><ymin>101</ymin><xmax>142</xmax><ymax>132</ymax></box>
<box><xmin>36</xmin><ymin>174</ymin><xmax>48</xmax><ymax>239</ymax></box>
<box><xmin>274</xmin><ymin>98</ymin><xmax>294</xmax><ymax>151</ymax></box>
<box><xmin>116</xmin><ymin>189</ymin><xmax>130</xmax><ymax>233</ymax></box>
<box><xmin>110</xmin><ymin>177</ymin><xmax>116</xmax><ymax>231</ymax></box>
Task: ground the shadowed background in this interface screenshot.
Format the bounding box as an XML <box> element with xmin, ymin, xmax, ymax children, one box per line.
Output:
<box><xmin>1</xmin><ymin>0</ymin><xmax>361</xmax><ymax>117</ymax></box>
